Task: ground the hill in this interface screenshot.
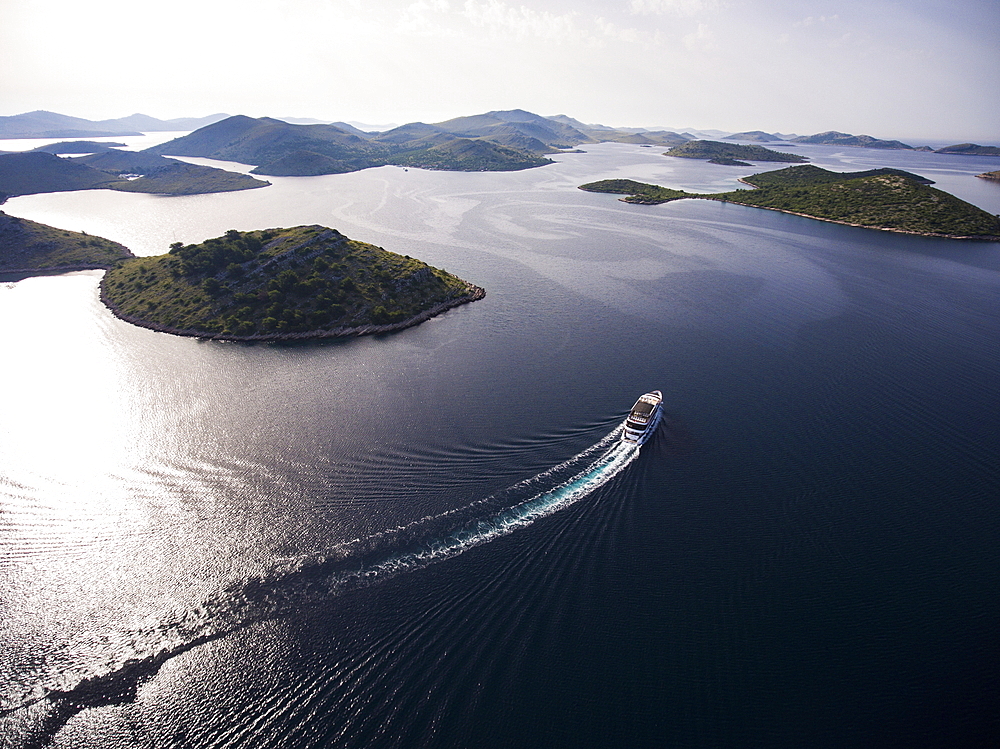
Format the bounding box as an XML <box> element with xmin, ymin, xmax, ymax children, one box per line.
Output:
<box><xmin>578</xmin><ymin>165</ymin><xmax>1000</xmax><ymax>239</ymax></box>
<box><xmin>0</xmin><ymin>211</ymin><xmax>134</xmax><ymax>272</ymax></box>
<box><xmin>100</xmin><ymin>226</ymin><xmax>485</xmax><ymax>340</ymax></box>
<box><xmin>665</xmin><ymin>140</ymin><xmax>807</xmax><ymax>163</ymax></box>
<box><xmin>0</xmin><ymin>150</ymin><xmax>268</xmax><ymax>200</ymax></box>
<box><xmin>390</xmin><ymin>137</ymin><xmax>550</xmax><ymax>171</ymax></box>
<box><xmin>935</xmin><ymin>143</ymin><xmax>1000</xmax><ymax>156</ymax></box>
<box><xmin>432</xmin><ymin>109</ymin><xmax>591</xmax><ymax>151</ymax></box>
<box><xmin>147</xmin><ymin>115</ymin><xmax>553</xmax><ymax>175</ymax></box>
<box><xmin>791</xmin><ymin>131</ymin><xmax>916</xmax><ymax>149</ymax></box>
<box><xmin>740</xmin><ymin>164</ymin><xmax>933</xmax><ymax>186</ymax></box>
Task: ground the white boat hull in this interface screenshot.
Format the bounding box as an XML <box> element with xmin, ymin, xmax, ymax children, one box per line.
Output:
<box><xmin>622</xmin><ymin>390</ymin><xmax>663</xmax><ymax>446</ymax></box>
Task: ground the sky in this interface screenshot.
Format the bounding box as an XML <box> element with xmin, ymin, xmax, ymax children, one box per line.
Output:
<box><xmin>2</xmin><ymin>0</ymin><xmax>998</xmax><ymax>142</ymax></box>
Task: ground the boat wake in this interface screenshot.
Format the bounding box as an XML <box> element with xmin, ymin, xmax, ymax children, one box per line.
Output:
<box><xmin>2</xmin><ymin>423</ymin><xmax>642</xmax><ymax>745</ymax></box>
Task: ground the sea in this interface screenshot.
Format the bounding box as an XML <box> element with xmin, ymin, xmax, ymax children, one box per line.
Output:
<box><xmin>2</xmin><ymin>138</ymin><xmax>999</xmax><ymax>748</ymax></box>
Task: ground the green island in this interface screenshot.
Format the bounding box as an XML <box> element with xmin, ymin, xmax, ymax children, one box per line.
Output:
<box><xmin>665</xmin><ymin>140</ymin><xmax>807</xmax><ymax>164</ymax></box>
<box><xmin>0</xmin><ymin>210</ymin><xmax>134</xmax><ymax>272</ymax></box>
<box><xmin>100</xmin><ymin>226</ymin><xmax>485</xmax><ymax>341</ymax></box>
<box><xmin>575</xmin><ymin>179</ymin><xmax>695</xmax><ymax>204</ymax></box>
<box><xmin>579</xmin><ymin>165</ymin><xmax>1000</xmax><ymax>240</ymax></box>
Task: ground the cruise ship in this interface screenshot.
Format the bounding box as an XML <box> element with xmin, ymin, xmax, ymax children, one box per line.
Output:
<box><xmin>622</xmin><ymin>390</ymin><xmax>663</xmax><ymax>446</ymax></box>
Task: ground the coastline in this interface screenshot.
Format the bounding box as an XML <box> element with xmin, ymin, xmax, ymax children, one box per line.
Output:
<box><xmin>99</xmin><ymin>279</ymin><xmax>486</xmax><ymax>342</ymax></box>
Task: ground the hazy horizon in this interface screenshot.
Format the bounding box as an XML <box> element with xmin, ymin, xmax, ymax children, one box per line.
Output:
<box><xmin>2</xmin><ymin>0</ymin><xmax>998</xmax><ymax>143</ymax></box>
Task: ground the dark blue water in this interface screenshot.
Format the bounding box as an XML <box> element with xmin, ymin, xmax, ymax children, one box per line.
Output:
<box><xmin>2</xmin><ymin>143</ymin><xmax>1000</xmax><ymax>748</ymax></box>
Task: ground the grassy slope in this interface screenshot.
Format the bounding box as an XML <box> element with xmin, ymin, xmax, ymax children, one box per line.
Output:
<box><xmin>0</xmin><ymin>211</ymin><xmax>135</xmax><ymax>271</ymax></box>
<box><xmin>101</xmin><ymin>226</ymin><xmax>482</xmax><ymax>339</ymax></box>
<box><xmin>578</xmin><ymin>165</ymin><xmax>1000</xmax><ymax>239</ymax></box>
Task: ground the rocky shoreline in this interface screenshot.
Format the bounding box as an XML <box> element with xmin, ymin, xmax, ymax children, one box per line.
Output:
<box><xmin>0</xmin><ymin>264</ymin><xmax>117</xmax><ymax>276</ymax></box>
<box><xmin>99</xmin><ymin>280</ymin><xmax>486</xmax><ymax>342</ymax></box>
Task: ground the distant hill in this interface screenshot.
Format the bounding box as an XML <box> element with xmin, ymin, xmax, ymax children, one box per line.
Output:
<box><xmin>791</xmin><ymin>131</ymin><xmax>916</xmax><ymax>149</ymax></box>
<box><xmin>390</xmin><ymin>137</ymin><xmax>549</xmax><ymax>171</ymax></box>
<box><xmin>433</xmin><ymin>109</ymin><xmax>591</xmax><ymax>151</ymax></box>
<box><xmin>0</xmin><ymin>110</ymin><xmax>229</xmax><ymax>138</ymax></box>
<box><xmin>723</xmin><ymin>131</ymin><xmax>780</xmax><ymax>142</ymax></box>
<box><xmin>935</xmin><ymin>143</ymin><xmax>1000</xmax><ymax>156</ymax></box>
<box><xmin>578</xmin><ymin>165</ymin><xmax>999</xmax><ymax>239</ymax></box>
<box><xmin>146</xmin><ymin>115</ymin><xmax>554</xmax><ymax>175</ymax></box>
<box><xmin>666</xmin><ymin>140</ymin><xmax>807</xmax><ymax>163</ymax></box>
<box><xmin>0</xmin><ymin>150</ymin><xmax>267</xmax><ymax>200</ymax></box>
<box><xmin>100</xmin><ymin>225</ymin><xmax>485</xmax><ymax>340</ymax></box>
<box><xmin>0</xmin><ymin>211</ymin><xmax>134</xmax><ymax>272</ymax></box>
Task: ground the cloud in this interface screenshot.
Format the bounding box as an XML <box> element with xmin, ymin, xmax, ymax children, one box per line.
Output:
<box><xmin>461</xmin><ymin>0</ymin><xmax>584</xmax><ymax>41</ymax></box>
<box><xmin>797</xmin><ymin>14</ymin><xmax>840</xmax><ymax>27</ymax></box>
<box><xmin>682</xmin><ymin>22</ymin><xmax>716</xmax><ymax>51</ymax></box>
<box><xmin>398</xmin><ymin>0</ymin><xmax>454</xmax><ymax>34</ymax></box>
<box><xmin>630</xmin><ymin>0</ymin><xmax>717</xmax><ymax>16</ymax></box>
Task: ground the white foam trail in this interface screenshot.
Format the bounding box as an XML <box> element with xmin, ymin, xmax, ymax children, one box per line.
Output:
<box><xmin>330</xmin><ymin>435</ymin><xmax>640</xmax><ymax>586</ymax></box>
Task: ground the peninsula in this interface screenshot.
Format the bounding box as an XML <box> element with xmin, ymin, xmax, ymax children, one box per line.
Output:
<box><xmin>0</xmin><ymin>151</ymin><xmax>268</xmax><ymax>200</ymax></box>
<box><xmin>0</xmin><ymin>211</ymin><xmax>134</xmax><ymax>273</ymax></box>
<box><xmin>100</xmin><ymin>226</ymin><xmax>485</xmax><ymax>340</ymax></box>
<box><xmin>579</xmin><ymin>165</ymin><xmax>1000</xmax><ymax>240</ymax></box>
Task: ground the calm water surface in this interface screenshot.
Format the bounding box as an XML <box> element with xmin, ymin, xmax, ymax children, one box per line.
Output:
<box><xmin>2</xmin><ymin>144</ymin><xmax>999</xmax><ymax>748</ymax></box>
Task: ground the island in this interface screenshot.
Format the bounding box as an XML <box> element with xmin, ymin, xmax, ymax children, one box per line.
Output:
<box><xmin>0</xmin><ymin>211</ymin><xmax>135</xmax><ymax>273</ymax></box>
<box><xmin>935</xmin><ymin>143</ymin><xmax>1000</xmax><ymax>156</ymax></box>
<box><xmin>100</xmin><ymin>226</ymin><xmax>485</xmax><ymax>341</ymax></box>
<box><xmin>977</xmin><ymin>170</ymin><xmax>1000</xmax><ymax>181</ymax></box>
<box><xmin>664</xmin><ymin>140</ymin><xmax>807</xmax><ymax>164</ymax></box>
<box><xmin>579</xmin><ymin>165</ymin><xmax>1000</xmax><ymax>240</ymax></box>
<box><xmin>791</xmin><ymin>131</ymin><xmax>922</xmax><ymax>150</ymax></box>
